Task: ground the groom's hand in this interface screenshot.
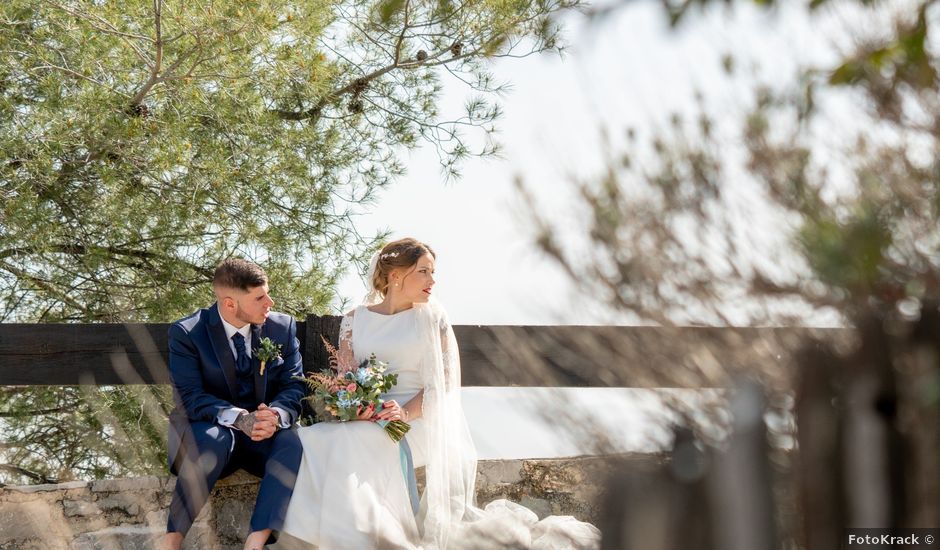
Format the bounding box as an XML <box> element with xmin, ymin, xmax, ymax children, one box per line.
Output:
<box><xmin>233</xmin><ymin>411</ymin><xmax>257</xmax><ymax>437</ymax></box>
<box><xmin>250</xmin><ymin>404</ymin><xmax>279</xmax><ymax>441</ymax></box>
<box><xmin>232</xmin><ymin>407</ymin><xmax>278</xmax><ymax>441</ymax></box>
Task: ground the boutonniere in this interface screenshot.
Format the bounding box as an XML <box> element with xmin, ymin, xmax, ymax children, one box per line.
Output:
<box><xmin>254</xmin><ymin>337</ymin><xmax>282</xmax><ymax>376</ymax></box>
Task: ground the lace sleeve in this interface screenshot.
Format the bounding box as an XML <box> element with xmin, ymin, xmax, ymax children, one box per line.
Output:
<box><xmin>439</xmin><ymin>314</ymin><xmax>459</xmax><ymax>392</ymax></box>
<box><xmin>338</xmin><ymin>308</ymin><xmax>356</xmax><ymax>367</ymax></box>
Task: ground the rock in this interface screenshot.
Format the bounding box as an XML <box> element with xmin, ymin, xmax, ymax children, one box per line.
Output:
<box><xmin>144</xmin><ymin>509</ymin><xmax>168</xmax><ymax>528</ymax></box>
<box><xmin>63</xmin><ymin>500</ymin><xmax>101</xmax><ymax>518</ymax></box>
<box><xmin>70</xmin><ymin>525</ymin><xmax>161</xmax><ymax>550</ymax></box>
<box><xmin>96</xmin><ymin>497</ymin><xmax>141</xmax><ymax>517</ymax></box>
<box><xmin>1</xmin><ymin>539</ymin><xmax>65</xmax><ymax>550</ymax></box>
<box><xmin>478</xmin><ymin>459</ymin><xmax>524</xmax><ymax>485</ymax></box>
<box><xmin>0</xmin><ymin>500</ymin><xmax>73</xmax><ymax>548</ymax></box>
<box><xmin>215</xmin><ymin>470</ymin><xmax>259</xmax><ymax>487</ymax></box>
<box><xmin>213</xmin><ymin>499</ymin><xmax>252</xmax><ymax>544</ymax></box>
<box><xmin>9</xmin><ymin>481</ymin><xmax>89</xmax><ymax>494</ymax></box>
<box><xmin>519</xmin><ymin>495</ymin><xmax>552</xmax><ymax>518</ymax></box>
<box><xmin>0</xmin><ymin>457</ymin><xmax>631</xmax><ymax>548</ymax></box>
<box><xmin>181</xmin><ymin>521</ymin><xmax>221</xmax><ymax>549</ymax></box>
<box><xmin>90</xmin><ymin>477</ymin><xmax>162</xmax><ymax>493</ymax></box>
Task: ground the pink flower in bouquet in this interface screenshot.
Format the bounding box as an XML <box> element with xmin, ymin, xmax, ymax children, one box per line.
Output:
<box><xmin>345</xmin><ymin>382</ymin><xmax>357</xmax><ymax>392</ymax></box>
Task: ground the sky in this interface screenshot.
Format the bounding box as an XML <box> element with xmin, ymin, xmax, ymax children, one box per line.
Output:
<box><xmin>328</xmin><ymin>1</ymin><xmax>892</xmax><ymax>457</ymax></box>
<box><xmin>331</xmin><ymin>0</ymin><xmax>872</xmax><ymax>327</ymax></box>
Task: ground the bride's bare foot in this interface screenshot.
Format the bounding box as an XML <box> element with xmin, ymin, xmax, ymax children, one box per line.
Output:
<box><xmin>244</xmin><ymin>528</ymin><xmax>272</xmax><ymax>550</ymax></box>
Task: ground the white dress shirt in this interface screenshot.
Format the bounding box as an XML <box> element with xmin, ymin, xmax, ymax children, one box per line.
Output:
<box><xmin>216</xmin><ymin>315</ymin><xmax>290</xmax><ymax>431</ymax></box>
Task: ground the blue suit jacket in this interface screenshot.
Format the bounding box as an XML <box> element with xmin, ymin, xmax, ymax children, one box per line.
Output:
<box><xmin>166</xmin><ymin>303</ymin><xmax>305</xmax><ymax>465</ymax></box>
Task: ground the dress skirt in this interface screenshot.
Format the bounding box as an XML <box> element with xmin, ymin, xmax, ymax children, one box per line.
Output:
<box><xmin>281</xmin><ymin>418</ymin><xmax>427</xmax><ymax>549</ymax></box>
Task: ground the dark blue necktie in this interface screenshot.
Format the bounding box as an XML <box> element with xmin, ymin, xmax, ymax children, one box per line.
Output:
<box><xmin>232</xmin><ymin>333</ymin><xmax>250</xmax><ymax>374</ymax></box>
<box><xmin>232</xmin><ymin>332</ymin><xmax>254</xmax><ymax>409</ymax></box>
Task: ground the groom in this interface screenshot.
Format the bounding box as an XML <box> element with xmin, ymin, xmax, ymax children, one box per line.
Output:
<box><xmin>163</xmin><ymin>259</ymin><xmax>305</xmax><ymax>550</ymax></box>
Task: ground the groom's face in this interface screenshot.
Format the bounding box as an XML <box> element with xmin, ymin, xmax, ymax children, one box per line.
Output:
<box><xmin>221</xmin><ymin>283</ymin><xmax>274</xmax><ymax>327</ymax></box>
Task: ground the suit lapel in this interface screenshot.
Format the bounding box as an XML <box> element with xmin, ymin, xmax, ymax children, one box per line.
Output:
<box><xmin>251</xmin><ymin>322</ymin><xmax>267</xmax><ymax>404</ymax></box>
<box><xmin>207</xmin><ymin>304</ymin><xmax>240</xmax><ymax>402</ymax></box>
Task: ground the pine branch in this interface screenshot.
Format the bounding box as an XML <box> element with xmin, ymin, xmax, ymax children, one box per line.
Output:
<box><xmin>0</xmin><ymin>463</ymin><xmax>59</xmax><ymax>485</ymax></box>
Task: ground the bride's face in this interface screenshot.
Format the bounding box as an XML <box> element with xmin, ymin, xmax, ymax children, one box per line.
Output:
<box><xmin>392</xmin><ymin>253</ymin><xmax>436</xmax><ymax>303</ymax></box>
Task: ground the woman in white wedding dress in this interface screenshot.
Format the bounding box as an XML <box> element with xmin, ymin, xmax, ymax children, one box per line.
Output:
<box><xmin>280</xmin><ymin>238</ymin><xmax>600</xmax><ymax>549</ymax></box>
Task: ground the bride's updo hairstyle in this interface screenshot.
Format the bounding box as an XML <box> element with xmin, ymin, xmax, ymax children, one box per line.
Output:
<box><xmin>371</xmin><ymin>238</ymin><xmax>436</xmax><ymax>297</ymax></box>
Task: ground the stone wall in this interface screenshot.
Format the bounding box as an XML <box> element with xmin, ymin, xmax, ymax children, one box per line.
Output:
<box><xmin>0</xmin><ymin>455</ymin><xmax>655</xmax><ymax>549</ymax></box>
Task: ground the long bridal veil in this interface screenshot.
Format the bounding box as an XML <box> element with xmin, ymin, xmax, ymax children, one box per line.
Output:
<box><xmin>362</xmin><ymin>252</ymin><xmax>600</xmax><ymax>549</ymax></box>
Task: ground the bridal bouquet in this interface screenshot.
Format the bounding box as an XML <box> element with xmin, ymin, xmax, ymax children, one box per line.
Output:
<box><xmin>300</xmin><ymin>336</ymin><xmax>411</xmax><ymax>442</ymax></box>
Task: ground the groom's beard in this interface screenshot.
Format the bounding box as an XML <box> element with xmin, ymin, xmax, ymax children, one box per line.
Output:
<box><xmin>234</xmin><ymin>304</ymin><xmax>261</xmax><ymax>326</ymax></box>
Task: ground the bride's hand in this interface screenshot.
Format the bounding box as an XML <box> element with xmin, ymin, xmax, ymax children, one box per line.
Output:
<box><xmin>355</xmin><ymin>403</ymin><xmax>375</xmax><ymax>421</ymax></box>
<box><xmin>372</xmin><ymin>400</ymin><xmax>403</xmax><ymax>422</ymax></box>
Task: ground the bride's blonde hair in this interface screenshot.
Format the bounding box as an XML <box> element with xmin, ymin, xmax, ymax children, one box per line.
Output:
<box><xmin>371</xmin><ymin>238</ymin><xmax>436</xmax><ymax>297</ymax></box>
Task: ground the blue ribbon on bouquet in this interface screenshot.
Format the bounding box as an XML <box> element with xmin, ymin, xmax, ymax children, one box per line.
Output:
<box><xmin>376</xmin><ymin>419</ymin><xmax>420</xmax><ymax>515</ymax></box>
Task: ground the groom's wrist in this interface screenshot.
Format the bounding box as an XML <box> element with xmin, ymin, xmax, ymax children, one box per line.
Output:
<box><xmin>233</xmin><ymin>411</ymin><xmax>256</xmax><ymax>435</ymax></box>
<box><xmin>217</xmin><ymin>407</ymin><xmax>249</xmax><ymax>428</ymax></box>
<box><xmin>270</xmin><ymin>406</ymin><xmax>290</xmax><ymax>428</ymax></box>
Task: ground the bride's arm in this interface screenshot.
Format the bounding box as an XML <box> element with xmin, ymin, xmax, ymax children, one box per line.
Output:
<box><xmin>400</xmin><ymin>312</ymin><xmax>454</xmax><ymax>422</ymax></box>
<box><xmin>338</xmin><ymin>309</ymin><xmax>377</xmax><ymax>421</ymax></box>
<box><xmin>337</xmin><ymin>309</ymin><xmax>356</xmax><ymax>369</ymax></box>
<box><xmin>402</xmin><ymin>390</ymin><xmax>423</xmax><ymax>422</ymax></box>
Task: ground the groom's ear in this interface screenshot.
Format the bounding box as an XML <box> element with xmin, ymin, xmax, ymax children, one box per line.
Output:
<box><xmin>214</xmin><ymin>286</ymin><xmax>237</xmax><ymax>311</ymax></box>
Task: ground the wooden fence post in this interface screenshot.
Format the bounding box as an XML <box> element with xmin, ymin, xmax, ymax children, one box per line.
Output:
<box><xmin>795</xmin><ymin>342</ymin><xmax>845</xmax><ymax>550</ymax></box>
<box><xmin>707</xmin><ymin>380</ymin><xmax>777</xmax><ymax>550</ymax></box>
<box><xmin>600</xmin><ymin>427</ymin><xmax>714</xmax><ymax>550</ymax></box>
<box><xmin>303</xmin><ymin>314</ymin><xmax>343</xmax><ymax>372</ymax></box>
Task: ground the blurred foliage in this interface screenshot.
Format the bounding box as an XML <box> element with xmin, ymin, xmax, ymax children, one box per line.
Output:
<box><xmin>0</xmin><ymin>385</ymin><xmax>172</xmax><ymax>485</ymax></box>
<box><xmin>645</xmin><ymin>0</ymin><xmax>877</xmax><ymax>27</ymax></box>
<box><xmin>0</xmin><ymin>0</ymin><xmax>576</xmax><ymax>322</ymax></box>
<box><xmin>518</xmin><ymin>0</ymin><xmax>940</xmax><ymax>545</ymax></box>
<box><xmin>523</xmin><ymin>0</ymin><xmax>940</xmax><ymax>328</ymax></box>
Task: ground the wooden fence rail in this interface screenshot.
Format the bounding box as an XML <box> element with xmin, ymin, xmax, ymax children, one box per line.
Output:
<box><xmin>0</xmin><ymin>316</ymin><xmax>843</xmax><ymax>387</ymax></box>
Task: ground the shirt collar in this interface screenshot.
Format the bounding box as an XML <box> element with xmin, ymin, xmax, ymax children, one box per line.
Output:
<box><xmin>220</xmin><ymin>314</ymin><xmax>252</xmax><ymax>341</ymax></box>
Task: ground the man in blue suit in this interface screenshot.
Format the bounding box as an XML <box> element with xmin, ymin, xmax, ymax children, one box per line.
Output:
<box><xmin>163</xmin><ymin>259</ymin><xmax>305</xmax><ymax>550</ymax></box>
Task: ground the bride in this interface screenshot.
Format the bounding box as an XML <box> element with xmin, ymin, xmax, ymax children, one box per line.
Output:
<box><xmin>279</xmin><ymin>238</ymin><xmax>600</xmax><ymax>549</ymax></box>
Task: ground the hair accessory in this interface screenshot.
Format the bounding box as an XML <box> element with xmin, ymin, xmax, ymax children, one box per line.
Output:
<box><xmin>380</xmin><ymin>252</ymin><xmax>400</xmax><ymax>260</ymax></box>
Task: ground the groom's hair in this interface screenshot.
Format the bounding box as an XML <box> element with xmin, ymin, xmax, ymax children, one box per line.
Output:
<box><xmin>212</xmin><ymin>258</ymin><xmax>268</xmax><ymax>291</ymax></box>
